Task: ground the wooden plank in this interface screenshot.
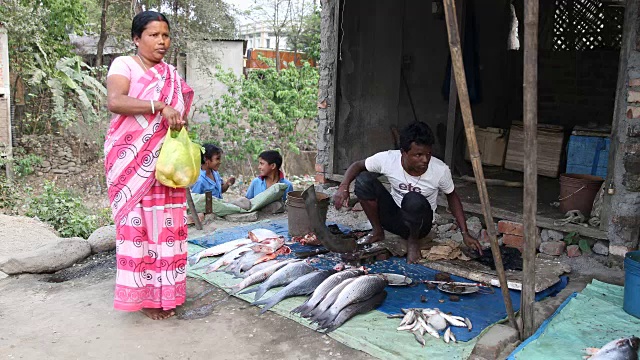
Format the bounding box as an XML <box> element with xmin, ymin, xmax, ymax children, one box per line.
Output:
<box><xmin>522</xmin><ymin>0</ymin><xmax>539</xmax><ymax>340</ymax></box>
<box><xmin>504</xmin><ymin>123</ymin><xmax>564</xmax><ymax>178</ymax></box>
<box><xmin>443</xmin><ymin>0</ymin><xmax>519</xmax><ymax>335</ymax></box>
<box><xmin>436</xmin><ymin>197</ymin><xmax>608</xmax><ymax>240</ymax></box>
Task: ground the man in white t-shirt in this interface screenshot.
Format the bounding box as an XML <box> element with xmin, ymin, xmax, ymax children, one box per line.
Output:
<box><xmin>333</xmin><ymin>121</ymin><xmax>482</xmax><ymax>263</ymax></box>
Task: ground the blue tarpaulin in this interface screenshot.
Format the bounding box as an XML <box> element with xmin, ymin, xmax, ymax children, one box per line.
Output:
<box><xmin>189</xmin><ymin>219</ymin><xmax>568</xmax><ymax>342</ymax></box>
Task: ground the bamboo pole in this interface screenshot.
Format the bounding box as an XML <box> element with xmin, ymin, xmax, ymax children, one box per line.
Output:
<box><xmin>522</xmin><ymin>0</ymin><xmax>539</xmax><ymax>339</ymax></box>
<box><xmin>442</xmin><ymin>0</ymin><xmax>519</xmax><ymax>334</ymax></box>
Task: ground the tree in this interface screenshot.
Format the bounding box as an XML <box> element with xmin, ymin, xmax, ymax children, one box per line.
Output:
<box><xmin>249</xmin><ymin>0</ymin><xmax>293</xmax><ymax>71</ymax></box>
<box><xmin>283</xmin><ymin>2</ymin><xmax>320</xmax><ymax>63</ymax></box>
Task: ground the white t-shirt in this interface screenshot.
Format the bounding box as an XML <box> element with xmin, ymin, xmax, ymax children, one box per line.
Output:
<box><xmin>364</xmin><ymin>150</ymin><xmax>455</xmax><ymax>210</ymax></box>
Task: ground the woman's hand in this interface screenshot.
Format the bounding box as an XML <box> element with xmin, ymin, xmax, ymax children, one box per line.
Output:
<box><xmin>226</xmin><ymin>177</ymin><xmax>236</xmax><ymax>187</ymax></box>
<box><xmin>161</xmin><ymin>105</ymin><xmax>185</xmax><ymax>130</ymax></box>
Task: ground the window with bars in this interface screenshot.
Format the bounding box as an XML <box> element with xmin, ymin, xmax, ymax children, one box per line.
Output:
<box><xmin>553</xmin><ymin>0</ymin><xmax>623</xmax><ymax>51</ymax></box>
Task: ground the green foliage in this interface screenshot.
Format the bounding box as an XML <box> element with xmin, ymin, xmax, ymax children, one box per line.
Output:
<box><xmin>25</xmin><ymin>182</ymin><xmax>110</xmax><ymax>238</ymax></box>
<box><xmin>0</xmin><ymin>180</ymin><xmax>23</xmax><ymax>215</ymax></box>
<box><xmin>285</xmin><ymin>8</ymin><xmax>321</xmax><ymax>62</ymax></box>
<box><xmin>203</xmin><ymin>58</ymin><xmax>319</xmax><ymax>176</ymax></box>
<box><xmin>14</xmin><ymin>154</ymin><xmax>44</xmax><ymax>178</ymax></box>
<box><xmin>563</xmin><ymin>231</ymin><xmax>579</xmax><ymax>246</ymax></box>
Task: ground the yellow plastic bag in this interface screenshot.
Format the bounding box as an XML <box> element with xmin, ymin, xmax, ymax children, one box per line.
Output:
<box><xmin>155</xmin><ymin>128</ymin><xmax>202</xmax><ymax>188</ymax></box>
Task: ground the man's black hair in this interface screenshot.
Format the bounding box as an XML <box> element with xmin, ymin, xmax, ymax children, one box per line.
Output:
<box><xmin>399</xmin><ymin>121</ymin><xmax>435</xmax><ymax>152</ymax></box>
<box><xmin>131</xmin><ymin>11</ymin><xmax>170</xmax><ymax>40</ymax></box>
<box><xmin>259</xmin><ymin>150</ymin><xmax>283</xmax><ymax>170</ymax></box>
<box><xmin>201</xmin><ymin>143</ymin><xmax>222</xmax><ymax>164</ymax></box>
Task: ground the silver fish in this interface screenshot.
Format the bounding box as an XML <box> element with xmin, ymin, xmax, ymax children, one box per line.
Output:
<box><xmin>253</xmin><ymin>269</ymin><xmax>336</xmax><ymax>314</ymax></box>
<box><xmin>321</xmin><ymin>290</ymin><xmax>387</xmax><ymax>333</ymax></box>
<box><xmin>413</xmin><ymin>331</ymin><xmax>426</xmax><ymax>347</ymax></box>
<box><xmin>228</xmin><ymin>259</ymin><xmax>295</xmax><ymax>294</ymax></box>
<box><xmin>304</xmin><ymin>277</ymin><xmax>357</xmax><ymax>319</ymax></box>
<box><xmin>242</xmin><ymin>261</ymin><xmax>315</xmax><ymax>301</ymax></box>
<box><xmin>188</xmin><ymin>238</ymin><xmax>252</xmax><ymax>265</ymax></box>
<box><xmin>588</xmin><ymin>337</ymin><xmax>639</xmax><ymax>360</ymax></box>
<box><xmin>291</xmin><ymin>269</ymin><xmax>364</xmax><ymax>316</ymax></box>
<box><xmin>238</xmin><ymin>259</ymin><xmax>279</xmax><ymax>278</ymax></box>
<box><xmin>314</xmin><ymin>275</ymin><xmax>388</xmax><ymax>327</ymax></box>
<box><xmin>204</xmin><ymin>244</ymin><xmax>254</xmax><ymax>273</ymax></box>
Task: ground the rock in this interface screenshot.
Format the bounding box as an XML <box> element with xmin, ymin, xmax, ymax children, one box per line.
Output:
<box><xmin>540</xmin><ymin>229</ymin><xmax>550</xmax><ymax>242</ymax></box>
<box><xmin>567</xmin><ymin>244</ymin><xmax>581</xmax><ymax>257</ymax></box>
<box><xmin>229</xmin><ymin>197</ymin><xmax>251</xmax><ymax>210</ymax></box>
<box><xmin>0</xmin><ymin>238</ymin><xmax>91</xmax><ymax>275</ymax></box>
<box><xmin>0</xmin><ymin>271</ymin><xmax>7</xmax><ymax>280</ymax></box>
<box><xmin>41</xmin><ymin>160</ymin><xmax>51</xmax><ymax>168</ymax></box>
<box><xmin>593</xmin><ymin>241</ymin><xmax>609</xmax><ymax>256</ymax></box>
<box><xmin>451</xmin><ymin>232</ymin><xmax>464</xmax><ymax>243</ymax></box>
<box><xmin>354</xmin><ymin>221</ymin><xmax>372</xmax><ymax>231</ymax></box>
<box><xmin>466</xmin><ymin>217</ymin><xmax>483</xmax><ymax>238</ymax></box>
<box><xmin>472</xmin><ymin>324</ymin><xmax>520</xmax><ymax>360</ymax></box>
<box><xmin>547</xmin><ymin>229</ymin><xmax>564</xmax><ymax>241</ymax></box>
<box><xmin>433</xmin><ymin>213</ymin><xmax>450</xmax><ymax>226</ymax></box>
<box><xmin>437</xmin><ymin>224</ymin><xmax>453</xmax><ymax>234</ymax></box>
<box><xmin>478</xmin><ymin>229</ymin><xmax>490</xmax><ymax>246</ymax></box>
<box><xmin>539</xmin><ymin>241</ymin><xmax>566</xmax><ymax>256</ymax></box>
<box><xmin>225</xmin><ymin>212</ymin><xmax>259</xmax><ymax>222</ymax></box>
<box><xmin>444</xmin><ymin>230</ymin><xmax>457</xmax><ymax>239</ymax></box>
<box><xmin>51</xmin><ymin>169</ymin><xmax>69</xmax><ymax>174</ymax></box>
<box><xmin>87</xmin><ymin>225</ymin><xmax>117</xmax><ymax>254</ymax></box>
<box><xmin>259</xmin><ymin>201</ymin><xmax>285</xmax><ymax>214</ymax></box>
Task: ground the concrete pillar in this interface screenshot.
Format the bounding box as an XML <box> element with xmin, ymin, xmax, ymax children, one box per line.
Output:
<box><xmin>0</xmin><ymin>23</ymin><xmax>14</xmax><ymax>180</ymax></box>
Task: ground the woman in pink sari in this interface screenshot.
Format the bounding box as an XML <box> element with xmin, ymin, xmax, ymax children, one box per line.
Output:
<box><xmin>105</xmin><ymin>11</ymin><xmax>193</xmax><ymax>320</ymax></box>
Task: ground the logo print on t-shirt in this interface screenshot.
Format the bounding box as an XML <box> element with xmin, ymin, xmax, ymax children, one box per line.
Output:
<box><xmin>399</xmin><ymin>183</ymin><xmax>422</xmax><ymax>193</ymax></box>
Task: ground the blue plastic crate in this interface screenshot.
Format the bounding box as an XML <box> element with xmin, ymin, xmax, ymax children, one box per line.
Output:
<box><xmin>565</xmin><ymin>135</ymin><xmax>609</xmax><ymax>178</ymax></box>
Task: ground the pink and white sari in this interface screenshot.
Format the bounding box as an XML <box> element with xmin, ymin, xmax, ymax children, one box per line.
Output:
<box><xmin>105</xmin><ymin>57</ymin><xmax>193</xmax><ymax>311</ymax></box>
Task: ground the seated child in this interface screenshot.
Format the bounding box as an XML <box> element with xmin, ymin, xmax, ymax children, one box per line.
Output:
<box><xmin>191</xmin><ymin>144</ymin><xmax>235</xmax><ymax>198</ymax></box>
<box><xmin>246</xmin><ymin>150</ymin><xmax>294</xmax><ymax>201</ymax></box>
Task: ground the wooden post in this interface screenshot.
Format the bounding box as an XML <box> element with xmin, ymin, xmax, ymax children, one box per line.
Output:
<box><xmin>444</xmin><ymin>0</ymin><xmax>466</xmax><ymax>167</ymax></box>
<box><xmin>442</xmin><ymin>0</ymin><xmax>519</xmax><ymax>334</ymax></box>
<box><xmin>186</xmin><ymin>189</ymin><xmax>203</xmax><ymax>230</ymax></box>
<box><xmin>522</xmin><ymin>0</ymin><xmax>539</xmax><ymax>339</ymax></box>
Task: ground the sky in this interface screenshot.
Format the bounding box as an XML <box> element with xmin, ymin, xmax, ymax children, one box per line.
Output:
<box><xmin>223</xmin><ymin>0</ymin><xmax>254</xmax><ymax>25</ymax></box>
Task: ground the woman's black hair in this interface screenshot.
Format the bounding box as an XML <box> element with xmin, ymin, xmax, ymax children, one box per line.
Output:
<box><xmin>259</xmin><ymin>150</ymin><xmax>283</xmax><ymax>170</ymax></box>
<box><xmin>131</xmin><ymin>11</ymin><xmax>170</xmax><ymax>40</ymax></box>
<box><xmin>399</xmin><ymin>121</ymin><xmax>435</xmax><ymax>152</ymax></box>
<box><xmin>201</xmin><ymin>143</ymin><xmax>222</xmax><ymax>164</ymax></box>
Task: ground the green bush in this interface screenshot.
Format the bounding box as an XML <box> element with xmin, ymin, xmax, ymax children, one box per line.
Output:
<box><xmin>26</xmin><ymin>182</ymin><xmax>110</xmax><ymax>238</ymax></box>
<box><xmin>0</xmin><ymin>179</ymin><xmax>22</xmax><ymax>215</ymax></box>
<box><xmin>14</xmin><ymin>154</ymin><xmax>43</xmax><ymax>177</ymax></box>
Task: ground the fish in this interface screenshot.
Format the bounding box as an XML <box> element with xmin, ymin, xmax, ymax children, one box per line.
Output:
<box><xmin>444</xmin><ymin>327</ymin><xmax>451</xmax><ymax>344</ymax></box>
<box><xmin>465</xmin><ymin>317</ymin><xmax>472</xmax><ymax>331</ymax></box>
<box><xmin>291</xmin><ymin>269</ymin><xmax>364</xmax><ymax>316</ymax></box>
<box><xmin>228</xmin><ymin>259</ymin><xmax>297</xmax><ymax>294</ymax></box>
<box><xmin>237</xmin><ymin>259</ymin><xmax>279</xmax><ymax>278</ymax></box>
<box><xmin>250</xmin><ymin>237</ymin><xmax>285</xmax><ymax>253</ymax></box>
<box><xmin>313</xmin><ymin>275</ymin><xmax>388</xmax><ymax>327</ymax></box>
<box><xmin>253</xmin><ymin>269</ymin><xmax>337</xmax><ymax>314</ymax></box>
<box><xmin>413</xmin><ymin>331</ymin><xmax>426</xmax><ymax>347</ymax></box>
<box><xmin>248</xmin><ymin>229</ymin><xmax>281</xmax><ymax>242</ymax></box>
<box><xmin>321</xmin><ymin>290</ymin><xmax>387</xmax><ymax>333</ymax></box>
<box><xmin>586</xmin><ymin>336</ymin><xmax>639</xmax><ymax>360</ymax></box>
<box><xmin>304</xmin><ymin>277</ymin><xmax>357</xmax><ymax>319</ymax></box>
<box><xmin>241</xmin><ymin>261</ymin><xmax>316</xmax><ymax>301</ymax></box>
<box><xmin>204</xmin><ymin>244</ymin><xmax>254</xmax><ymax>273</ymax></box>
<box><xmin>228</xmin><ymin>251</ymin><xmax>275</xmax><ymax>277</ymax></box>
<box><xmin>439</xmin><ymin>312</ymin><xmax>467</xmax><ymax>327</ymax></box>
<box><xmin>188</xmin><ymin>238</ymin><xmax>253</xmax><ymax>265</ymax></box>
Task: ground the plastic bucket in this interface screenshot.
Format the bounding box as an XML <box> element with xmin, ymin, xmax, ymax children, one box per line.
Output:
<box><xmin>285</xmin><ymin>190</ymin><xmax>329</xmax><ymax>237</ymax></box>
<box><xmin>558</xmin><ymin>173</ymin><xmax>604</xmax><ymax>215</ymax></box>
<box><xmin>624</xmin><ymin>251</ymin><xmax>640</xmax><ymax>319</ymax></box>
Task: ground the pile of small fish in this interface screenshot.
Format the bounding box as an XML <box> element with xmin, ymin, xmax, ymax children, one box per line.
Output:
<box><xmin>393</xmin><ymin>308</ymin><xmax>472</xmax><ymax>347</ymax></box>
<box><xmin>189</xmin><ymin>229</ymin><xmax>388</xmax><ymax>332</ymax></box>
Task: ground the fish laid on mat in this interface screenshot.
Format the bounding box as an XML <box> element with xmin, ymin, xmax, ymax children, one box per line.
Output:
<box><xmin>320</xmin><ymin>290</ymin><xmax>387</xmax><ymax>333</ymax></box>
<box><xmin>304</xmin><ymin>277</ymin><xmax>357</xmax><ymax>319</ymax></box>
<box><xmin>395</xmin><ymin>308</ymin><xmax>471</xmax><ymax>345</ymax></box>
<box><xmin>240</xmin><ymin>261</ymin><xmax>315</xmax><ymax>301</ymax></box>
<box><xmin>237</xmin><ymin>259</ymin><xmax>279</xmax><ymax>278</ymax></box>
<box><xmin>292</xmin><ymin>269</ymin><xmax>365</xmax><ymax>316</ymax></box>
<box><xmin>253</xmin><ymin>269</ymin><xmax>337</xmax><ymax>314</ymax></box>
<box><xmin>204</xmin><ymin>244</ymin><xmax>254</xmax><ymax>273</ymax></box>
<box><xmin>228</xmin><ymin>259</ymin><xmax>298</xmax><ymax>294</ymax></box>
<box><xmin>585</xmin><ymin>336</ymin><xmax>639</xmax><ymax>360</ymax></box>
<box><xmin>312</xmin><ymin>275</ymin><xmax>388</xmax><ymax>327</ymax></box>
<box><xmin>250</xmin><ymin>237</ymin><xmax>285</xmax><ymax>253</ymax></box>
<box><xmin>226</xmin><ymin>250</ymin><xmax>269</xmax><ymax>277</ymax></box>
<box><xmin>248</xmin><ymin>229</ymin><xmax>281</xmax><ymax>242</ymax></box>
<box><xmin>188</xmin><ymin>238</ymin><xmax>253</xmax><ymax>265</ymax></box>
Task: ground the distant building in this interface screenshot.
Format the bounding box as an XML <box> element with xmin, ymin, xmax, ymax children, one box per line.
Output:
<box><xmin>238</xmin><ymin>22</ymin><xmax>289</xmax><ymax>52</ymax></box>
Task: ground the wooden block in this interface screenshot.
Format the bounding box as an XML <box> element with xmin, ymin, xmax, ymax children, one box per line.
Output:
<box><xmin>504</xmin><ymin>122</ymin><xmax>564</xmax><ymax>177</ymax></box>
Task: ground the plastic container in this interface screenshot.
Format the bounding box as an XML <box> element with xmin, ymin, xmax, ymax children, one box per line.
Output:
<box><xmin>623</xmin><ymin>251</ymin><xmax>640</xmax><ymax>319</ymax></box>
<box><xmin>558</xmin><ymin>173</ymin><xmax>604</xmax><ymax>215</ymax></box>
<box><xmin>566</xmin><ymin>135</ymin><xmax>610</xmax><ymax>178</ymax></box>
<box><xmin>285</xmin><ymin>190</ymin><xmax>329</xmax><ymax>237</ymax></box>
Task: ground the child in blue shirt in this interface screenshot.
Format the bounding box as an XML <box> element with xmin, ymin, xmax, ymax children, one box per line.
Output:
<box><xmin>246</xmin><ymin>150</ymin><xmax>294</xmax><ymax>201</ymax></box>
<box><xmin>191</xmin><ymin>144</ymin><xmax>235</xmax><ymax>198</ymax></box>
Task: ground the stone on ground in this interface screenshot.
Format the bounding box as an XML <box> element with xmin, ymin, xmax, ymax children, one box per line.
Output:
<box><xmin>87</xmin><ymin>225</ymin><xmax>117</xmax><ymax>254</ymax></box>
<box><xmin>471</xmin><ymin>324</ymin><xmax>519</xmax><ymax>360</ymax></box>
<box><xmin>547</xmin><ymin>229</ymin><xmax>564</xmax><ymax>241</ymax></box>
<box><xmin>466</xmin><ymin>217</ymin><xmax>483</xmax><ymax>239</ymax></box>
<box><xmin>539</xmin><ymin>241</ymin><xmax>566</xmax><ymax>256</ymax></box>
<box><xmin>567</xmin><ymin>244</ymin><xmax>581</xmax><ymax>257</ymax></box>
<box><xmin>259</xmin><ymin>201</ymin><xmax>285</xmax><ymax>214</ymax></box>
<box><xmin>0</xmin><ymin>237</ymin><xmax>91</xmax><ymax>275</ymax></box>
<box><xmin>225</xmin><ymin>212</ymin><xmax>259</xmax><ymax>222</ymax></box>
<box><xmin>0</xmin><ymin>215</ymin><xmax>59</xmax><ymax>259</ymax></box>
<box><xmin>593</xmin><ymin>241</ymin><xmax>609</xmax><ymax>256</ymax></box>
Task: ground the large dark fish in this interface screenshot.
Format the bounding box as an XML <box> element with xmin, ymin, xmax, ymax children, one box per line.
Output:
<box><xmin>302</xmin><ymin>185</ymin><xmax>356</xmax><ymax>253</ymax></box>
<box><xmin>313</xmin><ymin>275</ymin><xmax>388</xmax><ymax>327</ymax></box>
<box><xmin>240</xmin><ymin>261</ymin><xmax>315</xmax><ymax>301</ymax></box>
<box><xmin>227</xmin><ymin>259</ymin><xmax>297</xmax><ymax>294</ymax></box>
<box><xmin>305</xmin><ymin>277</ymin><xmax>357</xmax><ymax>319</ymax></box>
<box><xmin>320</xmin><ymin>290</ymin><xmax>387</xmax><ymax>333</ymax></box>
<box><xmin>587</xmin><ymin>336</ymin><xmax>639</xmax><ymax>360</ymax></box>
<box><xmin>253</xmin><ymin>269</ymin><xmax>337</xmax><ymax>314</ymax></box>
<box><xmin>292</xmin><ymin>269</ymin><xmax>364</xmax><ymax>316</ymax></box>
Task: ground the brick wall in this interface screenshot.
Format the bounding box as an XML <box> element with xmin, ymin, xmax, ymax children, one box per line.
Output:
<box><xmin>538</xmin><ymin>50</ymin><xmax>620</xmax><ymax>127</ymax></box>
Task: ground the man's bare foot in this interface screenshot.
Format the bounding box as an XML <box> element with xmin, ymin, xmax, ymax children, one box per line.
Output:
<box><xmin>358</xmin><ymin>231</ymin><xmax>385</xmax><ymax>245</ymax></box>
<box><xmin>406</xmin><ymin>239</ymin><xmax>422</xmax><ymax>264</ymax></box>
<box><xmin>140</xmin><ymin>308</ymin><xmax>175</xmax><ymax>320</ymax></box>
